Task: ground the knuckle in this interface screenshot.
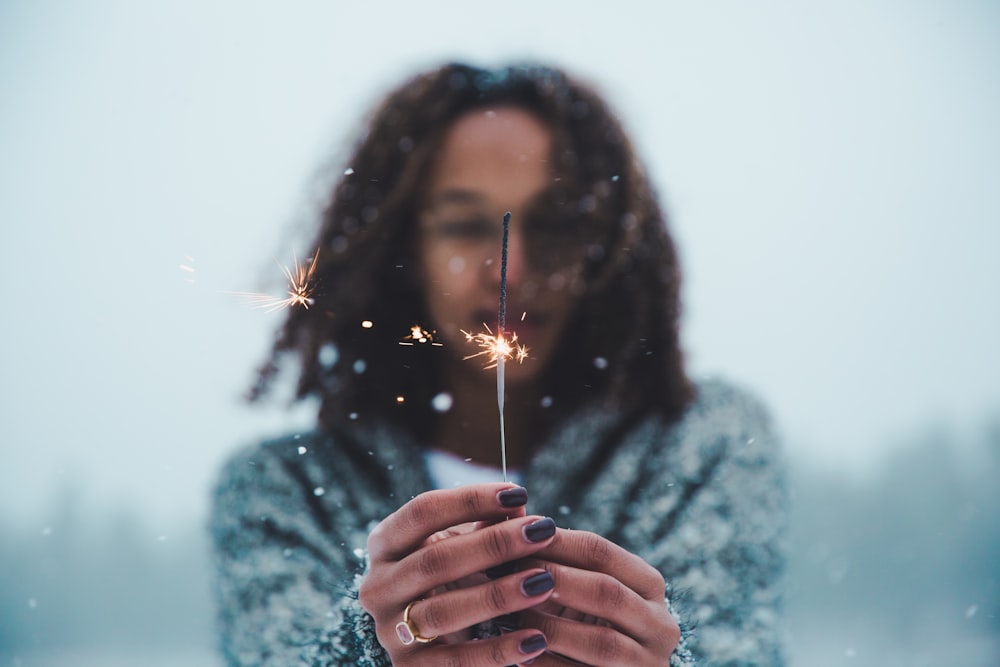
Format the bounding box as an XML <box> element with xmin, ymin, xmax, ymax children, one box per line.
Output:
<box><xmin>419</xmin><ymin>598</ymin><xmax>447</xmax><ymax>634</ymax></box>
<box><xmin>401</xmin><ymin>495</ymin><xmax>431</xmax><ymax>530</ymax></box>
<box><xmin>527</xmin><ymin>611</ymin><xmax>558</xmax><ymax>641</ymax></box>
<box><xmin>584</xmin><ymin>532</ymin><xmax>613</xmax><ymax>564</ymax></box>
<box><xmin>648</xmin><ymin>598</ymin><xmax>680</xmax><ymax>647</ymax></box>
<box><xmin>648</xmin><ymin>570</ymin><xmax>667</xmax><ymax>601</ymax></box>
<box><xmin>459</xmin><ymin>487</ymin><xmax>485</xmax><ymax>516</ymax></box>
<box><xmin>488</xmin><ymin>638</ymin><xmax>508</xmax><ymax>665</ymax></box>
<box><xmin>595</xmin><ymin>576</ymin><xmax>627</xmax><ymax>612</ymax></box>
<box><xmin>482</xmin><ymin>526</ymin><xmax>515</xmax><ymax>561</ymax></box>
<box><xmin>590</xmin><ymin>627</ymin><xmax>624</xmax><ymax>663</ymax></box>
<box><xmin>663</xmin><ymin>610</ymin><xmax>682</xmax><ymax>651</ymax></box>
<box><xmin>484</xmin><ymin>581</ymin><xmax>510</xmax><ymax>613</ymax></box>
<box><xmin>415</xmin><ymin>544</ymin><xmax>448</xmax><ymax>580</ymax></box>
<box><xmin>357</xmin><ymin>573</ymin><xmax>385</xmax><ymax>616</ymax></box>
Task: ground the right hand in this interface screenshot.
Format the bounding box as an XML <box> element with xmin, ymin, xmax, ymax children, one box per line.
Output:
<box><xmin>359</xmin><ymin>483</ymin><xmax>557</xmax><ymax>666</ymax></box>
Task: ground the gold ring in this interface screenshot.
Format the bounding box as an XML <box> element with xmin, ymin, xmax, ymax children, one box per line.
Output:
<box><xmin>395</xmin><ymin>600</ymin><xmax>438</xmax><ymax>645</ymax></box>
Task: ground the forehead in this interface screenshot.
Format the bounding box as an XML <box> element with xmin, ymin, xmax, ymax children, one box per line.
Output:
<box><xmin>426</xmin><ymin>107</ymin><xmax>553</xmax><ymax>205</ymax></box>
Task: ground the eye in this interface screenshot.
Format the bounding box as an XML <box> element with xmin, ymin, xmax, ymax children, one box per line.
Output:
<box><xmin>531</xmin><ymin>213</ymin><xmax>577</xmax><ymax>237</ymax></box>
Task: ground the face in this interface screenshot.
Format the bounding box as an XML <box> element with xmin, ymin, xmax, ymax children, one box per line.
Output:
<box><xmin>418</xmin><ymin>107</ymin><xmax>582</xmax><ymax>386</ymax></box>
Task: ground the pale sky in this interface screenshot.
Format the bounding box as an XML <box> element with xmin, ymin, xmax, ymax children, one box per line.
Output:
<box><xmin>1</xmin><ymin>0</ymin><xmax>998</xmax><ymax>528</ymax></box>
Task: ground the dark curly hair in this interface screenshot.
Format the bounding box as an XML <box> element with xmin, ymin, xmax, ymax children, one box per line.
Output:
<box><xmin>249</xmin><ymin>62</ymin><xmax>694</xmax><ymax>443</ymax></box>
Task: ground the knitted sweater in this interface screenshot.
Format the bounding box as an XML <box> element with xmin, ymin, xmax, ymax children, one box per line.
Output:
<box><xmin>210</xmin><ymin>378</ymin><xmax>786</xmax><ymax>666</ymax></box>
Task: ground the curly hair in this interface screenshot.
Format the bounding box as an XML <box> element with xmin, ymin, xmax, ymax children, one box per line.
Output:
<box><xmin>249</xmin><ymin>62</ymin><xmax>693</xmax><ymax>443</ymax></box>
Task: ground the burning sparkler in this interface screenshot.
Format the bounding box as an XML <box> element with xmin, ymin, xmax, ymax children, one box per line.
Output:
<box><xmin>224</xmin><ymin>250</ymin><xmax>320</xmax><ymax>313</ymax></box>
<box><xmin>399</xmin><ymin>325</ymin><xmax>444</xmax><ymax>346</ymax></box>
<box><xmin>461</xmin><ymin>325</ymin><xmax>528</xmax><ymax>368</ymax></box>
<box><xmin>462</xmin><ymin>212</ymin><xmax>526</xmax><ymax>482</ymax></box>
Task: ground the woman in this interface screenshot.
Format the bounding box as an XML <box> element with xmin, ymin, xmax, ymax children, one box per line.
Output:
<box><xmin>211</xmin><ymin>63</ymin><xmax>786</xmax><ymax>666</ymax></box>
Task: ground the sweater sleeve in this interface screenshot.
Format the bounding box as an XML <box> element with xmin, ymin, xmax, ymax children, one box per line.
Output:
<box><xmin>626</xmin><ymin>381</ymin><xmax>788</xmax><ymax>667</ymax></box>
<box><xmin>209</xmin><ymin>442</ymin><xmax>391</xmax><ymax>666</ymax></box>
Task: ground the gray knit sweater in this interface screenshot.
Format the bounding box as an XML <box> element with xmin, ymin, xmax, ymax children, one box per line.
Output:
<box><xmin>210</xmin><ymin>378</ymin><xmax>786</xmax><ymax>666</ymax></box>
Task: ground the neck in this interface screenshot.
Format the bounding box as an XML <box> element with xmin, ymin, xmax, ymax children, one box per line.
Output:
<box><xmin>431</xmin><ymin>363</ymin><xmax>542</xmax><ymax>470</ymax></box>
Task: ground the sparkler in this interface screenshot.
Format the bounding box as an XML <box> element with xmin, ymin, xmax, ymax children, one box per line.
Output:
<box><xmin>460</xmin><ymin>325</ymin><xmax>527</xmax><ymax>368</ymax></box>
<box><xmin>496</xmin><ymin>212</ymin><xmax>511</xmax><ymax>482</ymax></box>
<box><xmin>399</xmin><ymin>325</ymin><xmax>444</xmax><ymax>346</ymax></box>
<box><xmin>223</xmin><ymin>250</ymin><xmax>320</xmax><ymax>313</ymax></box>
<box><xmin>462</xmin><ymin>212</ymin><xmax>526</xmax><ymax>482</ymax></box>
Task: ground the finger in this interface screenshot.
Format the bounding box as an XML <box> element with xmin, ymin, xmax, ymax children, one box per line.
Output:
<box><xmin>531</xmin><ymin>562</ymin><xmax>672</xmax><ymax>646</ymax></box>
<box><xmin>534</xmin><ymin>529</ymin><xmax>665</xmax><ymax>602</ymax></box>
<box><xmin>398</xmin><ymin>629</ymin><xmax>549</xmax><ymax>667</ymax></box>
<box><xmin>519</xmin><ymin>608</ymin><xmax>647</xmax><ymax>667</ymax></box>
<box><xmin>404</xmin><ymin>568</ymin><xmax>555</xmax><ymax>639</ymax></box>
<box><xmin>369</xmin><ymin>484</ymin><xmax>529</xmax><ymax>561</ymax></box>
<box><xmin>394</xmin><ymin>516</ymin><xmax>557</xmax><ymax>600</ymax></box>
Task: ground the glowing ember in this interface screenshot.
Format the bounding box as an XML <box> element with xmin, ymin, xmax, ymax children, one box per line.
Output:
<box><xmin>399</xmin><ymin>324</ymin><xmax>444</xmax><ymax>346</ymax></box>
<box><xmin>224</xmin><ymin>250</ymin><xmax>320</xmax><ymax>313</ymax></box>
<box><xmin>462</xmin><ymin>324</ymin><xmax>528</xmax><ymax>369</ymax></box>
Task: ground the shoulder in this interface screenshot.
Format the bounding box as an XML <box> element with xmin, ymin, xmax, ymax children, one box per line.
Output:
<box><xmin>213</xmin><ymin>432</ymin><xmax>318</xmax><ymax>495</ymax></box>
<box><xmin>674</xmin><ymin>377</ymin><xmax>776</xmax><ymax>444</ymax></box>
<box><xmin>684</xmin><ymin>377</ymin><xmax>773</xmax><ymax>428</ymax></box>
<box><xmin>210</xmin><ymin>432</ymin><xmax>327</xmax><ymax>530</ymax></box>
<box><xmin>659</xmin><ymin>377</ymin><xmax>782</xmax><ymax>477</ymax></box>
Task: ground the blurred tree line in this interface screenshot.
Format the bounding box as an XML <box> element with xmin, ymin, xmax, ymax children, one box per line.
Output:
<box><xmin>785</xmin><ymin>417</ymin><xmax>1000</xmax><ymax>665</ymax></box>
<box><xmin>0</xmin><ymin>483</ymin><xmax>217</xmax><ymax>656</ymax></box>
<box><xmin>1</xmin><ymin>418</ymin><xmax>998</xmax><ymax>665</ymax></box>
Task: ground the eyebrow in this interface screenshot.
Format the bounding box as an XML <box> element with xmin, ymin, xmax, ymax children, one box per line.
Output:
<box><xmin>423</xmin><ymin>186</ymin><xmax>557</xmax><ymax>214</ymax></box>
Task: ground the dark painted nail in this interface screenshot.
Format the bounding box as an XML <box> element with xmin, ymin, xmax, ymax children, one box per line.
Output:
<box><xmin>523</xmin><ymin>517</ymin><xmax>556</xmax><ymax>543</ymax></box>
<box><xmin>519</xmin><ymin>634</ymin><xmax>547</xmax><ymax>654</ymax></box>
<box><xmin>498</xmin><ymin>486</ymin><xmax>528</xmax><ymax>508</ymax></box>
<box><xmin>521</xmin><ymin>571</ymin><xmax>554</xmax><ymax>597</ymax></box>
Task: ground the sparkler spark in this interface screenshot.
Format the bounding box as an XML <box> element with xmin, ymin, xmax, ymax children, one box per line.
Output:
<box><xmin>461</xmin><ymin>325</ymin><xmax>528</xmax><ymax>368</ymax></box>
<box><xmin>399</xmin><ymin>325</ymin><xmax>444</xmax><ymax>346</ymax></box>
<box><xmin>224</xmin><ymin>250</ymin><xmax>320</xmax><ymax>313</ymax></box>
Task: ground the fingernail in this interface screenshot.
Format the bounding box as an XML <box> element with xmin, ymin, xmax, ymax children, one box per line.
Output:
<box><xmin>521</xmin><ymin>571</ymin><xmax>554</xmax><ymax>597</ymax></box>
<box><xmin>523</xmin><ymin>517</ymin><xmax>555</xmax><ymax>543</ymax></box>
<box><xmin>497</xmin><ymin>486</ymin><xmax>528</xmax><ymax>508</ymax></box>
<box><xmin>519</xmin><ymin>634</ymin><xmax>547</xmax><ymax>654</ymax></box>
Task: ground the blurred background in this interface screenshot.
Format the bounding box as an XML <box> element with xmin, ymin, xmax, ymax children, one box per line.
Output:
<box><xmin>1</xmin><ymin>1</ymin><xmax>998</xmax><ymax>665</ymax></box>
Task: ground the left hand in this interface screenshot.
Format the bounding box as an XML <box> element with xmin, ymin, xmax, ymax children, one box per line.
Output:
<box><xmin>517</xmin><ymin>528</ymin><xmax>680</xmax><ymax>666</ymax></box>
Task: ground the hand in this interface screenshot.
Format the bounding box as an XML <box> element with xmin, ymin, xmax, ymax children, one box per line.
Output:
<box><xmin>518</xmin><ymin>529</ymin><xmax>681</xmax><ymax>666</ymax></box>
<box><xmin>359</xmin><ymin>483</ymin><xmax>558</xmax><ymax>666</ymax></box>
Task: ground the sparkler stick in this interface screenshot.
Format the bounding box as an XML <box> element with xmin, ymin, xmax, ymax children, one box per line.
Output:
<box><xmin>498</xmin><ymin>212</ymin><xmax>511</xmax><ymax>482</ymax></box>
<box><xmin>461</xmin><ymin>213</ymin><xmax>526</xmax><ymax>479</ymax></box>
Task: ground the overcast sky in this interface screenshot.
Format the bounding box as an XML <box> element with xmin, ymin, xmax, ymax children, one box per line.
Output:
<box><xmin>1</xmin><ymin>0</ymin><xmax>998</xmax><ymax>528</ymax></box>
